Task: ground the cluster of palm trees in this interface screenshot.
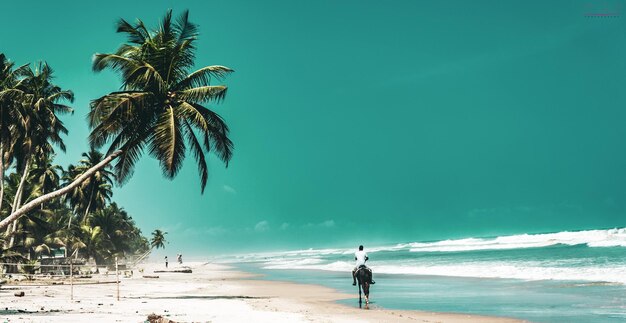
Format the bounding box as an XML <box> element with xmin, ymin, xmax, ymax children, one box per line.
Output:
<box><xmin>0</xmin><ymin>56</ymin><xmax>150</xmax><ymax>265</ymax></box>
<box><xmin>0</xmin><ymin>9</ymin><xmax>233</xmax><ymax>267</ymax></box>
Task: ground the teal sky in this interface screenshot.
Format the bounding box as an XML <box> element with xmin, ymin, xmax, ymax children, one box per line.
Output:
<box><xmin>2</xmin><ymin>0</ymin><xmax>626</xmax><ymax>256</ymax></box>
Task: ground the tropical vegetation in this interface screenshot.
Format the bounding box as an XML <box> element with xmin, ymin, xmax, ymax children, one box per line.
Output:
<box><xmin>0</xmin><ymin>9</ymin><xmax>232</xmax><ymax>270</ymax></box>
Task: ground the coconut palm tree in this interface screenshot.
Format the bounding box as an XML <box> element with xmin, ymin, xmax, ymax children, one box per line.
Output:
<box><xmin>32</xmin><ymin>155</ymin><xmax>62</xmax><ymax>195</ymax></box>
<box><xmin>30</xmin><ymin>154</ymin><xmax>63</xmax><ymax>209</ymax></box>
<box><xmin>150</xmin><ymin>229</ymin><xmax>167</xmax><ymax>249</ymax></box>
<box><xmin>0</xmin><ymin>54</ymin><xmax>29</xmax><ymax>213</ymax></box>
<box><xmin>89</xmin><ymin>9</ymin><xmax>233</xmax><ymax>189</ymax></box>
<box><xmin>0</xmin><ymin>10</ymin><xmax>234</xmax><ymax>231</ymax></box>
<box><xmin>4</xmin><ymin>62</ymin><xmax>73</xmax><ymax>246</ymax></box>
<box><xmin>72</xmin><ymin>225</ymin><xmax>106</xmax><ymax>264</ymax></box>
<box><xmin>65</xmin><ymin>149</ymin><xmax>114</xmax><ymax>226</ymax></box>
<box><xmin>131</xmin><ymin>228</ymin><xmax>167</xmax><ymax>265</ymax></box>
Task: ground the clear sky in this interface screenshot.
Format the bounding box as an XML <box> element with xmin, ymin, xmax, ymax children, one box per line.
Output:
<box><xmin>2</xmin><ymin>0</ymin><xmax>625</xmax><ymax>256</ymax></box>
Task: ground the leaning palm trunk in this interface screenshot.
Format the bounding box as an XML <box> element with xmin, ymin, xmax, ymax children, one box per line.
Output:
<box><xmin>82</xmin><ymin>188</ymin><xmax>94</xmax><ymax>225</ymax></box>
<box><xmin>0</xmin><ymin>150</ymin><xmax>123</xmax><ymax>231</ymax></box>
<box><xmin>0</xmin><ymin>144</ymin><xmax>4</xmax><ymax>214</ymax></box>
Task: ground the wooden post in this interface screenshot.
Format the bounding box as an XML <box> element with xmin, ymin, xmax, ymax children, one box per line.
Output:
<box><xmin>70</xmin><ymin>261</ymin><xmax>74</xmax><ymax>301</ymax></box>
<box><xmin>115</xmin><ymin>256</ymin><xmax>119</xmax><ymax>301</ymax></box>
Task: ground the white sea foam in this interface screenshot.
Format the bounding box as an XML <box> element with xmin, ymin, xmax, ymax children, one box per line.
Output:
<box><xmin>408</xmin><ymin>228</ymin><xmax>626</xmax><ymax>252</ymax></box>
<box><xmin>242</xmin><ymin>228</ymin><xmax>626</xmax><ymax>284</ymax></box>
<box><xmin>264</xmin><ymin>260</ymin><xmax>354</xmax><ymax>271</ymax></box>
<box><xmin>261</xmin><ymin>258</ymin><xmax>626</xmax><ymax>284</ymax></box>
<box><xmin>262</xmin><ymin>258</ymin><xmax>324</xmax><ymax>269</ymax></box>
<box><xmin>371</xmin><ymin>263</ymin><xmax>626</xmax><ymax>284</ymax></box>
<box><xmin>246</xmin><ymin>228</ymin><xmax>626</xmax><ymax>263</ymax></box>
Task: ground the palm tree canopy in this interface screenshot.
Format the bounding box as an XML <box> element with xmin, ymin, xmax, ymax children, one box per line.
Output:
<box><xmin>64</xmin><ymin>148</ymin><xmax>115</xmax><ymax>222</ymax></box>
<box><xmin>10</xmin><ymin>62</ymin><xmax>74</xmax><ymax>170</ymax></box>
<box><xmin>150</xmin><ymin>229</ymin><xmax>167</xmax><ymax>249</ymax></box>
<box><xmin>90</xmin><ymin>9</ymin><xmax>234</xmax><ymax>192</ymax></box>
<box><xmin>0</xmin><ymin>54</ymin><xmax>29</xmax><ymax>162</ymax></box>
<box><xmin>31</xmin><ymin>154</ymin><xmax>63</xmax><ymax>194</ymax></box>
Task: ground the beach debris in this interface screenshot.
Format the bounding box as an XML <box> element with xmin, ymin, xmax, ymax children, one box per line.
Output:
<box><xmin>146</xmin><ymin>313</ymin><xmax>178</xmax><ymax>323</ymax></box>
<box><xmin>14</xmin><ymin>291</ymin><xmax>24</xmax><ymax>297</ymax></box>
<box><xmin>153</xmin><ymin>268</ymin><xmax>192</xmax><ymax>274</ymax></box>
<box><xmin>142</xmin><ymin>275</ymin><xmax>160</xmax><ymax>279</ymax></box>
<box><xmin>12</xmin><ymin>275</ymin><xmax>27</xmax><ymax>282</ymax></box>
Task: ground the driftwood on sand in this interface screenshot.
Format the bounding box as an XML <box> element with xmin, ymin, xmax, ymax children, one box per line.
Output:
<box><xmin>153</xmin><ymin>269</ymin><xmax>192</xmax><ymax>274</ymax></box>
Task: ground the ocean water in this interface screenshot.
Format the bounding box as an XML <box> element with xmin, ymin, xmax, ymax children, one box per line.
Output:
<box><xmin>225</xmin><ymin>228</ymin><xmax>626</xmax><ymax>323</ymax></box>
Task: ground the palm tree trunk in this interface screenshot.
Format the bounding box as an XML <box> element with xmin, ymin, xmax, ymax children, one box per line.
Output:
<box><xmin>8</xmin><ymin>159</ymin><xmax>31</xmax><ymax>248</ymax></box>
<box><xmin>82</xmin><ymin>188</ymin><xmax>94</xmax><ymax>225</ymax></box>
<box><xmin>0</xmin><ymin>150</ymin><xmax>123</xmax><ymax>231</ymax></box>
<box><xmin>0</xmin><ymin>144</ymin><xmax>5</xmax><ymax>214</ymax></box>
<box><xmin>4</xmin><ymin>158</ymin><xmax>29</xmax><ymax>248</ymax></box>
<box><xmin>0</xmin><ymin>102</ymin><xmax>4</xmax><ymax>215</ymax></box>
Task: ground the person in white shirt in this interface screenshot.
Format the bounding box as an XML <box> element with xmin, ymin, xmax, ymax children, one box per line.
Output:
<box><xmin>352</xmin><ymin>245</ymin><xmax>375</xmax><ymax>285</ymax></box>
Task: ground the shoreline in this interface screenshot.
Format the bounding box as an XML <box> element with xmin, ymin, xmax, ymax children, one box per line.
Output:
<box><xmin>228</xmin><ymin>264</ymin><xmax>528</xmax><ymax>323</ymax></box>
<box><xmin>0</xmin><ymin>262</ymin><xmax>528</xmax><ymax>322</ymax></box>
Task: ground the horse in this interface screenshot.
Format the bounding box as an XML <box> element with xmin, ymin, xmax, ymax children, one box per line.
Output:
<box><xmin>355</xmin><ymin>265</ymin><xmax>372</xmax><ymax>309</ymax></box>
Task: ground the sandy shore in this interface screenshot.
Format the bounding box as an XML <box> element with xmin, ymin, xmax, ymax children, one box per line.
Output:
<box><xmin>0</xmin><ymin>262</ymin><xmax>528</xmax><ymax>322</ymax></box>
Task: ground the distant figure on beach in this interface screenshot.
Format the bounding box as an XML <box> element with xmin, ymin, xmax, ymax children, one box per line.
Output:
<box><xmin>352</xmin><ymin>245</ymin><xmax>375</xmax><ymax>285</ymax></box>
<box><xmin>177</xmin><ymin>253</ymin><xmax>183</xmax><ymax>264</ymax></box>
<box><xmin>164</xmin><ymin>256</ymin><xmax>168</xmax><ymax>268</ymax></box>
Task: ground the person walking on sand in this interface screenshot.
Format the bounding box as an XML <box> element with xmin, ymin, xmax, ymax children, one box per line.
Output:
<box><xmin>164</xmin><ymin>256</ymin><xmax>168</xmax><ymax>268</ymax></box>
<box><xmin>177</xmin><ymin>253</ymin><xmax>183</xmax><ymax>264</ymax></box>
<box><xmin>352</xmin><ymin>245</ymin><xmax>375</xmax><ymax>285</ymax></box>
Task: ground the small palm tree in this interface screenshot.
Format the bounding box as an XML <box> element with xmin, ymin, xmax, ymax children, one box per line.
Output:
<box><xmin>31</xmin><ymin>154</ymin><xmax>63</xmax><ymax>210</ymax></box>
<box><xmin>65</xmin><ymin>149</ymin><xmax>114</xmax><ymax>226</ymax></box>
<box><xmin>131</xmin><ymin>228</ymin><xmax>167</xmax><ymax>266</ymax></box>
<box><xmin>72</xmin><ymin>225</ymin><xmax>110</xmax><ymax>264</ymax></box>
<box><xmin>150</xmin><ymin>229</ymin><xmax>167</xmax><ymax>249</ymax></box>
<box><xmin>32</xmin><ymin>155</ymin><xmax>62</xmax><ymax>194</ymax></box>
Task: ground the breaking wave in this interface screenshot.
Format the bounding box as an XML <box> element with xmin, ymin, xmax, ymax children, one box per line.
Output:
<box><xmin>407</xmin><ymin>228</ymin><xmax>626</xmax><ymax>252</ymax></box>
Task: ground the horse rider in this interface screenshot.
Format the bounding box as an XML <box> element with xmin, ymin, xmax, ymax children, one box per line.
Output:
<box><xmin>352</xmin><ymin>245</ymin><xmax>375</xmax><ymax>285</ymax></box>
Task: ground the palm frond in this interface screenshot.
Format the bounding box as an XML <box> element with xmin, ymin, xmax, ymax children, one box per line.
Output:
<box><xmin>92</xmin><ymin>54</ymin><xmax>140</xmax><ymax>73</ymax></box>
<box><xmin>116</xmin><ymin>18</ymin><xmax>149</xmax><ymax>44</ymax></box>
<box><xmin>175</xmin><ymin>65</ymin><xmax>233</xmax><ymax>90</ymax></box>
<box><xmin>148</xmin><ymin>106</ymin><xmax>185</xmax><ymax>178</ymax></box>
<box><xmin>183</xmin><ymin>120</ymin><xmax>208</xmax><ymax>192</ymax></box>
<box><xmin>190</xmin><ymin>103</ymin><xmax>233</xmax><ymax>164</ymax></box>
<box><xmin>47</xmin><ymin>90</ymin><xmax>74</xmax><ymax>104</ymax></box>
<box><xmin>176</xmin><ymin>85</ymin><xmax>227</xmax><ymax>103</ymax></box>
<box><xmin>175</xmin><ymin>10</ymin><xmax>198</xmax><ymax>43</ymax></box>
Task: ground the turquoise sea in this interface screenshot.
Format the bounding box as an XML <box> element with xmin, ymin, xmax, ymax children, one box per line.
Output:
<box><xmin>224</xmin><ymin>228</ymin><xmax>626</xmax><ymax>322</ymax></box>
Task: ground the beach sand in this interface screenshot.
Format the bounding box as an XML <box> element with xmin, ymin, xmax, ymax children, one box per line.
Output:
<box><xmin>0</xmin><ymin>263</ymin><xmax>527</xmax><ymax>322</ymax></box>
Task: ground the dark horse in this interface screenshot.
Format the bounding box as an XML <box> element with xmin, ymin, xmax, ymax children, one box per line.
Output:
<box><xmin>355</xmin><ymin>265</ymin><xmax>372</xmax><ymax>309</ymax></box>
